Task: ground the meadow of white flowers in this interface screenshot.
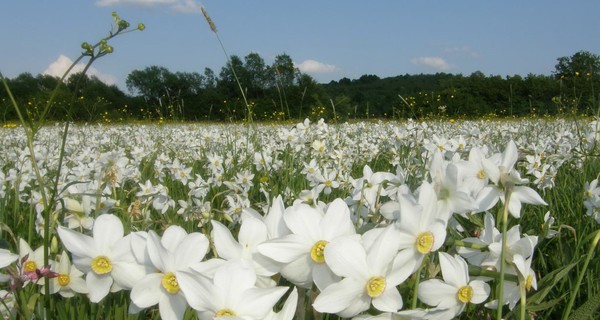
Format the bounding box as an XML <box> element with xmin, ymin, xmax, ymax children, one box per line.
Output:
<box><xmin>0</xmin><ymin>117</ymin><xmax>599</xmax><ymax>319</ymax></box>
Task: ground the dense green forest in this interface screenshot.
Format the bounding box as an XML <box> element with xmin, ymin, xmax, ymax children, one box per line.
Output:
<box><xmin>1</xmin><ymin>50</ymin><xmax>599</xmax><ymax>123</ymax></box>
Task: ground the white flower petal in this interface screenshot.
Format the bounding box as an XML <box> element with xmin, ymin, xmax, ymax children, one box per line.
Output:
<box><xmin>238</xmin><ymin>214</ymin><xmax>268</xmax><ymax>247</ymax></box>
<box><xmin>111</xmin><ymin>260</ymin><xmax>147</xmax><ymax>290</ymax></box>
<box><xmin>283</xmin><ymin>203</ymin><xmax>322</xmax><ymax>241</ymax></box>
<box><xmin>469</xmin><ymin>280</ymin><xmax>491</xmax><ymax>304</ymax></box>
<box><xmin>86</xmin><ymin>272</ymin><xmax>113</xmax><ymax>303</ymax></box>
<box><xmin>265</xmin><ymin>287</ymin><xmax>297</xmax><ymax>320</ymax></box>
<box><xmin>320</xmin><ymin>198</ymin><xmax>355</xmax><ymax>239</ymax></box>
<box><xmin>213</xmin><ymin>261</ymin><xmax>256</xmax><ymax>298</ymax></box>
<box><xmin>257</xmin><ymin>234</ymin><xmax>311</xmax><ymax>263</ymax></box>
<box><xmin>174</xmin><ymin>233</ymin><xmax>209</xmax><ymax>270</ymax></box>
<box><xmin>146</xmin><ymin>231</ymin><xmax>169</xmax><ymax>271</ymax></box>
<box><xmin>313</xmin><ymin>278</ymin><xmax>365</xmax><ymax>315</ymax></box>
<box><xmin>439</xmin><ymin>252</ymin><xmax>468</xmax><ymax>288</ymax></box>
<box><xmin>93</xmin><ymin>214</ymin><xmax>124</xmax><ymax>251</ymax></box>
<box><xmin>176</xmin><ymin>270</ymin><xmax>215</xmax><ymax>311</ymax></box>
<box><xmin>0</xmin><ymin>249</ymin><xmax>18</xmax><ymax>268</ymax></box>
<box><xmin>159</xmin><ymin>293</ymin><xmax>188</xmax><ymax>320</ymax></box>
<box><xmin>161</xmin><ymin>225</ymin><xmax>188</xmax><ymax>252</ymax></box>
<box><xmin>372</xmin><ymin>285</ymin><xmax>403</xmax><ymax>312</ymax></box>
<box><xmin>263</xmin><ymin>195</ymin><xmax>291</xmax><ymax>238</ymax></box>
<box><xmin>57</xmin><ymin>227</ymin><xmax>96</xmax><ymax>259</ymax></box>
<box><xmin>211</xmin><ymin>220</ymin><xmax>243</xmax><ymax>261</ymax></box>
<box><xmin>130</xmin><ymin>273</ymin><xmax>163</xmax><ymax>308</ymax></box>
<box><xmin>324</xmin><ymin>236</ymin><xmax>369</xmax><ymax>280</ymax></box>
<box><xmin>237</xmin><ymin>286</ymin><xmax>288</xmax><ymax>319</ymax></box>
<box><xmin>312</xmin><ymin>263</ymin><xmax>339</xmax><ymax>292</ymax></box>
<box><xmin>482</xmin><ymin>159</ymin><xmax>500</xmax><ymax>185</ymax></box>
<box><xmin>366</xmin><ymin>226</ymin><xmax>401</xmax><ymax>275</ymax></box>
<box><xmin>418</xmin><ymin>279</ymin><xmax>457</xmax><ymax>308</ymax></box>
<box><xmin>501</xmin><ymin>140</ymin><xmax>518</xmax><ymax>172</ymax></box>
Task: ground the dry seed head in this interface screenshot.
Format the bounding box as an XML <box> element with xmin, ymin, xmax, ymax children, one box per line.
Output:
<box><xmin>201</xmin><ymin>7</ymin><xmax>218</xmax><ymax>33</ymax></box>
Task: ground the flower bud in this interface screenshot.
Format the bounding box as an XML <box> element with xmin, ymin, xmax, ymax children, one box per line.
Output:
<box><xmin>50</xmin><ymin>236</ymin><xmax>58</xmax><ymax>254</ymax></box>
<box><xmin>118</xmin><ymin>20</ymin><xmax>130</xmax><ymax>30</ymax></box>
<box><xmin>137</xmin><ymin>23</ymin><xmax>145</xmax><ymax>31</ymax></box>
<box><xmin>81</xmin><ymin>42</ymin><xmax>92</xmax><ymax>53</ymax></box>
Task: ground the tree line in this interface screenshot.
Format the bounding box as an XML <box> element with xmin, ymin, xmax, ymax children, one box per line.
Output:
<box><xmin>1</xmin><ymin>50</ymin><xmax>599</xmax><ymax>123</ymax></box>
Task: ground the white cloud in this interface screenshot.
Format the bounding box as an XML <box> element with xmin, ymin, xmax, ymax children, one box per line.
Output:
<box><xmin>295</xmin><ymin>59</ymin><xmax>338</xmax><ymax>74</ymax></box>
<box><xmin>43</xmin><ymin>55</ymin><xmax>118</xmax><ymax>85</ymax></box>
<box><xmin>411</xmin><ymin>56</ymin><xmax>454</xmax><ymax>71</ymax></box>
<box><xmin>95</xmin><ymin>0</ymin><xmax>200</xmax><ymax>13</ymax></box>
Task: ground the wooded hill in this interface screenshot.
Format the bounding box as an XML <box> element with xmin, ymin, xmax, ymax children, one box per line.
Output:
<box><xmin>1</xmin><ymin>51</ymin><xmax>598</xmax><ymax>122</ymax></box>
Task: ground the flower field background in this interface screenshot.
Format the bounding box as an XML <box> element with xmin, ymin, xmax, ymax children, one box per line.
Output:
<box><xmin>2</xmin><ymin>9</ymin><xmax>600</xmax><ymax>320</ymax></box>
<box><xmin>0</xmin><ymin>116</ymin><xmax>599</xmax><ymax>319</ymax></box>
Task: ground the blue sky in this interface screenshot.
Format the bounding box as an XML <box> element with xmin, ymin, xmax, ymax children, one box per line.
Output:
<box><xmin>1</xmin><ymin>1</ymin><xmax>599</xmax><ymax>92</ymax></box>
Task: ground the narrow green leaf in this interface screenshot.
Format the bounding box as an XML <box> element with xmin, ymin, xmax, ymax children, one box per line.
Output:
<box><xmin>568</xmin><ymin>292</ymin><xmax>600</xmax><ymax>320</ymax></box>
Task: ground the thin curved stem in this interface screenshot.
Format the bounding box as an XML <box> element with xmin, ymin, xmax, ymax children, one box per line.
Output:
<box><xmin>496</xmin><ymin>186</ymin><xmax>513</xmax><ymax>320</ymax></box>
<box><xmin>562</xmin><ymin>229</ymin><xmax>600</xmax><ymax>319</ymax></box>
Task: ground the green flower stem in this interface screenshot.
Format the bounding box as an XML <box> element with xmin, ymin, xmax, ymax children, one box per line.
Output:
<box><xmin>411</xmin><ymin>257</ymin><xmax>426</xmax><ymax>309</ymax></box>
<box><xmin>562</xmin><ymin>229</ymin><xmax>600</xmax><ymax>320</ymax></box>
<box><xmin>519</xmin><ymin>282</ymin><xmax>527</xmax><ymax>320</ymax></box>
<box><xmin>453</xmin><ymin>239</ymin><xmax>489</xmax><ymax>250</ymax></box>
<box><xmin>467</xmin><ymin>265</ymin><xmax>518</xmax><ymax>282</ymax></box>
<box><xmin>496</xmin><ymin>186</ymin><xmax>513</xmax><ymax>320</ymax></box>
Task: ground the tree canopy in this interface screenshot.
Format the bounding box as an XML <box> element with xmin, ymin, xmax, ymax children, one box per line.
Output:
<box><xmin>2</xmin><ymin>50</ymin><xmax>598</xmax><ymax>122</ymax></box>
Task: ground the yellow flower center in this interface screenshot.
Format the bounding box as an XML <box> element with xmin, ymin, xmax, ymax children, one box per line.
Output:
<box><xmin>477</xmin><ymin>170</ymin><xmax>487</xmax><ymax>179</ymax></box>
<box><xmin>366</xmin><ymin>276</ymin><xmax>386</xmax><ymax>298</ymax></box>
<box><xmin>415</xmin><ymin>231</ymin><xmax>434</xmax><ymax>254</ymax></box>
<box><xmin>91</xmin><ymin>256</ymin><xmax>112</xmax><ymax>275</ymax></box>
<box><xmin>58</xmin><ymin>274</ymin><xmax>71</xmax><ymax>286</ymax></box>
<box><xmin>325</xmin><ymin>180</ymin><xmax>332</xmax><ymax>188</ymax></box>
<box><xmin>161</xmin><ymin>272</ymin><xmax>180</xmax><ymax>294</ymax></box>
<box><xmin>215</xmin><ymin>309</ymin><xmax>236</xmax><ymax>317</ymax></box>
<box><xmin>457</xmin><ymin>285</ymin><xmax>473</xmax><ymax>303</ymax></box>
<box><xmin>310</xmin><ymin>240</ymin><xmax>329</xmax><ymax>264</ymax></box>
<box><xmin>525</xmin><ymin>274</ymin><xmax>534</xmax><ymax>292</ymax></box>
<box><xmin>24</xmin><ymin>260</ymin><xmax>37</xmax><ymax>273</ymax></box>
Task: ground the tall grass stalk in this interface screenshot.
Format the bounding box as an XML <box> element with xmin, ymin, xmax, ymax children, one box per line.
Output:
<box><xmin>562</xmin><ymin>229</ymin><xmax>600</xmax><ymax>319</ymax></box>
<box><xmin>496</xmin><ymin>186</ymin><xmax>513</xmax><ymax>320</ymax></box>
<box><xmin>200</xmin><ymin>6</ymin><xmax>252</xmax><ymax>123</ymax></box>
<box><xmin>0</xmin><ymin>13</ymin><xmax>143</xmax><ymax>318</ymax></box>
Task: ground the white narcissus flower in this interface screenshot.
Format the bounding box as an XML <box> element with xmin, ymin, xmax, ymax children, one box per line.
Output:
<box><xmin>177</xmin><ymin>261</ymin><xmax>288</xmax><ymax>320</ymax></box>
<box><xmin>313</xmin><ymin>227</ymin><xmax>407</xmax><ymax>317</ymax></box>
<box><xmin>481</xmin><ymin>140</ymin><xmax>547</xmax><ymax>218</ymax></box>
<box><xmin>129</xmin><ymin>225</ymin><xmax>209</xmax><ymax>320</ymax></box>
<box><xmin>257</xmin><ymin>198</ymin><xmax>357</xmax><ymax>290</ymax></box>
<box><xmin>513</xmin><ymin>254</ymin><xmax>537</xmax><ymax>293</ymax></box>
<box><xmin>418</xmin><ymin>252</ymin><xmax>490</xmax><ymax>318</ymax></box>
<box><xmin>391</xmin><ymin>182</ymin><xmax>447</xmax><ymax>276</ymax></box>
<box><xmin>487</xmin><ymin>225</ymin><xmax>538</xmax><ymax>272</ymax></box>
<box><xmin>457</xmin><ymin>211</ymin><xmax>500</xmax><ymax>267</ymax></box>
<box><xmin>210</xmin><ymin>212</ymin><xmax>279</xmax><ymax>286</ymax></box>
<box><xmin>57</xmin><ymin>214</ymin><xmax>148</xmax><ymax>302</ymax></box>
<box><xmin>47</xmin><ymin>251</ymin><xmax>88</xmax><ymax>298</ymax></box>
<box><xmin>428</xmin><ymin>151</ymin><xmax>477</xmax><ymax>218</ymax></box>
<box><xmin>352</xmin><ymin>165</ymin><xmax>399</xmax><ymax>212</ymax></box>
<box><xmin>62</xmin><ymin>197</ymin><xmax>95</xmax><ymax>230</ymax></box>
<box><xmin>18</xmin><ymin>238</ymin><xmax>54</xmax><ymax>284</ymax></box>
